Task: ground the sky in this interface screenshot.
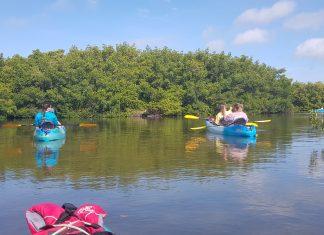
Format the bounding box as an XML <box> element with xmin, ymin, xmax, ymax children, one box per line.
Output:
<box><xmin>0</xmin><ymin>0</ymin><xmax>324</xmax><ymax>82</ymax></box>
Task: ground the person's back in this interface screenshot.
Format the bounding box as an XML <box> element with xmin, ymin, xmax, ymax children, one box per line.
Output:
<box><xmin>34</xmin><ymin>103</ymin><xmax>59</xmax><ymax>127</ymax></box>
<box><xmin>223</xmin><ymin>103</ymin><xmax>248</xmax><ymax>124</ymax></box>
<box><xmin>215</xmin><ymin>104</ymin><xmax>232</xmax><ymax>125</ymax></box>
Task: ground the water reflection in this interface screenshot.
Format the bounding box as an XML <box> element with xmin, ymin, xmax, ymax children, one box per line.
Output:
<box><xmin>34</xmin><ymin>139</ymin><xmax>65</xmax><ymax>169</ymax></box>
<box><xmin>207</xmin><ymin>133</ymin><xmax>256</xmax><ymax>162</ymax></box>
<box><xmin>185</xmin><ymin>133</ymin><xmax>256</xmax><ymax>162</ymax></box>
<box><xmin>308</xmin><ymin>149</ymin><xmax>324</xmax><ymax>177</ymax></box>
<box><xmin>1</xmin><ymin>116</ymin><xmax>324</xmax><ymax>235</ymax></box>
<box><xmin>185</xmin><ymin>137</ymin><xmax>206</xmax><ymax>152</ymax></box>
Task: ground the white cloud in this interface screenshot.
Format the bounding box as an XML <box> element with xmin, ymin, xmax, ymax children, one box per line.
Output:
<box><xmin>2</xmin><ymin>17</ymin><xmax>28</xmax><ymax>28</ymax></box>
<box><xmin>284</xmin><ymin>10</ymin><xmax>324</xmax><ymax>30</ymax></box>
<box><xmin>236</xmin><ymin>0</ymin><xmax>295</xmax><ymax>25</ymax></box>
<box><xmin>202</xmin><ymin>26</ymin><xmax>216</xmax><ymax>40</ymax></box>
<box><xmin>206</xmin><ymin>40</ymin><xmax>225</xmax><ymax>53</ymax></box>
<box><xmin>295</xmin><ymin>38</ymin><xmax>324</xmax><ymax>59</ymax></box>
<box><xmin>234</xmin><ymin>28</ymin><xmax>269</xmax><ymax>45</ymax></box>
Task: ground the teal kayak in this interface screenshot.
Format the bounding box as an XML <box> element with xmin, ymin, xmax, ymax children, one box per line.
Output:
<box><xmin>315</xmin><ymin>108</ymin><xmax>324</xmax><ymax>113</ymax></box>
<box><xmin>206</xmin><ymin>120</ymin><xmax>257</xmax><ymax>137</ymax></box>
<box><xmin>34</xmin><ymin>126</ymin><xmax>66</xmax><ymax>142</ymax></box>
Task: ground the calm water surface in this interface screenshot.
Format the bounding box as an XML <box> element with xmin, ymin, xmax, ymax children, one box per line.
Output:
<box><xmin>0</xmin><ymin>114</ymin><xmax>324</xmax><ymax>235</ymax></box>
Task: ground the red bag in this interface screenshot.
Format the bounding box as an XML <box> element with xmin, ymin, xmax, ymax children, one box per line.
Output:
<box><xmin>26</xmin><ymin>202</ymin><xmax>112</xmax><ymax>235</ymax></box>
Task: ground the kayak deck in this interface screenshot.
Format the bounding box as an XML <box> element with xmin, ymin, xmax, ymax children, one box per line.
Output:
<box><xmin>205</xmin><ymin>120</ymin><xmax>256</xmax><ymax>137</ymax></box>
<box><xmin>34</xmin><ymin>126</ymin><xmax>66</xmax><ymax>142</ymax></box>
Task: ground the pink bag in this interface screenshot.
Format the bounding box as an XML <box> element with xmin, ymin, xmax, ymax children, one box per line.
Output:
<box><xmin>26</xmin><ymin>202</ymin><xmax>112</xmax><ymax>235</ymax></box>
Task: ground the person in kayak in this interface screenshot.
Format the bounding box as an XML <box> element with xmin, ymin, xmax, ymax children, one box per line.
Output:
<box><xmin>34</xmin><ymin>103</ymin><xmax>60</xmax><ymax>128</ymax></box>
<box><xmin>214</xmin><ymin>104</ymin><xmax>232</xmax><ymax>125</ymax></box>
<box><xmin>222</xmin><ymin>103</ymin><xmax>248</xmax><ymax>125</ymax></box>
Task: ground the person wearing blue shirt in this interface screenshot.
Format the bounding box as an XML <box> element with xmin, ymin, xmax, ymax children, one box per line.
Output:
<box><xmin>34</xmin><ymin>103</ymin><xmax>60</xmax><ymax>127</ymax></box>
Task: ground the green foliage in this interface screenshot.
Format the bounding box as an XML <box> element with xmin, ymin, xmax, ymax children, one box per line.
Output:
<box><xmin>309</xmin><ymin>111</ymin><xmax>324</xmax><ymax>130</ymax></box>
<box><xmin>292</xmin><ymin>82</ymin><xmax>324</xmax><ymax>112</ymax></box>
<box><xmin>0</xmin><ymin>44</ymin><xmax>322</xmax><ymax>120</ymax></box>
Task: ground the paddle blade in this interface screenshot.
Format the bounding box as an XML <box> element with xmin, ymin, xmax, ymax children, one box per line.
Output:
<box><xmin>2</xmin><ymin>123</ymin><xmax>23</xmax><ymax>128</ymax></box>
<box><xmin>190</xmin><ymin>126</ymin><xmax>206</xmax><ymax>130</ymax></box>
<box><xmin>255</xmin><ymin>120</ymin><xmax>271</xmax><ymax>123</ymax></box>
<box><xmin>79</xmin><ymin>123</ymin><xmax>97</xmax><ymax>127</ymax></box>
<box><xmin>246</xmin><ymin>122</ymin><xmax>258</xmax><ymax>127</ymax></box>
<box><xmin>184</xmin><ymin>115</ymin><xmax>199</xmax><ymax>120</ymax></box>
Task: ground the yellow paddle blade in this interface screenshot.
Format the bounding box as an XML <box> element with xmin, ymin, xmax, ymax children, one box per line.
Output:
<box><xmin>190</xmin><ymin>126</ymin><xmax>206</xmax><ymax>130</ymax></box>
<box><xmin>1</xmin><ymin>123</ymin><xmax>23</xmax><ymax>128</ymax></box>
<box><xmin>246</xmin><ymin>122</ymin><xmax>258</xmax><ymax>127</ymax></box>
<box><xmin>184</xmin><ymin>115</ymin><xmax>199</xmax><ymax>120</ymax></box>
<box><xmin>79</xmin><ymin>123</ymin><xmax>97</xmax><ymax>127</ymax></box>
<box><xmin>255</xmin><ymin>119</ymin><xmax>271</xmax><ymax>123</ymax></box>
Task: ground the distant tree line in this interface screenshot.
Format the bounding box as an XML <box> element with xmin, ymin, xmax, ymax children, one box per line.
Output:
<box><xmin>0</xmin><ymin>44</ymin><xmax>323</xmax><ymax>121</ymax></box>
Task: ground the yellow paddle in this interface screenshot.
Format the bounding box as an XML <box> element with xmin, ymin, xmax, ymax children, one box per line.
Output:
<box><xmin>246</xmin><ymin>122</ymin><xmax>258</xmax><ymax>127</ymax></box>
<box><xmin>184</xmin><ymin>114</ymin><xmax>200</xmax><ymax>120</ymax></box>
<box><xmin>190</xmin><ymin>126</ymin><xmax>206</xmax><ymax>130</ymax></box>
<box><xmin>79</xmin><ymin>123</ymin><xmax>97</xmax><ymax>127</ymax></box>
<box><xmin>1</xmin><ymin>123</ymin><xmax>33</xmax><ymax>128</ymax></box>
<box><xmin>254</xmin><ymin>119</ymin><xmax>271</xmax><ymax>123</ymax></box>
<box><xmin>246</xmin><ymin>119</ymin><xmax>271</xmax><ymax>126</ymax></box>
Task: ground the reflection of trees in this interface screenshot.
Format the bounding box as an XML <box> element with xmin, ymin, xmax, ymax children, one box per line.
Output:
<box><xmin>308</xmin><ymin>150</ymin><xmax>324</xmax><ymax>176</ymax></box>
<box><xmin>0</xmin><ymin>116</ymin><xmax>297</xmax><ymax>188</ymax></box>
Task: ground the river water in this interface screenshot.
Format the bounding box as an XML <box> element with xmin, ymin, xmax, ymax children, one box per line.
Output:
<box><xmin>0</xmin><ymin>114</ymin><xmax>323</xmax><ymax>235</ymax></box>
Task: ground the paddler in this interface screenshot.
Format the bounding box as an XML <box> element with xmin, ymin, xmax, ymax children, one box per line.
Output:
<box><xmin>214</xmin><ymin>104</ymin><xmax>232</xmax><ymax>125</ymax></box>
<box><xmin>222</xmin><ymin>103</ymin><xmax>248</xmax><ymax>125</ymax></box>
<box><xmin>34</xmin><ymin>102</ymin><xmax>60</xmax><ymax>127</ymax></box>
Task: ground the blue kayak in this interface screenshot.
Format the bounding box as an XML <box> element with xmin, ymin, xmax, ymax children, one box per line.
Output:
<box><xmin>315</xmin><ymin>108</ymin><xmax>324</xmax><ymax>113</ymax></box>
<box><xmin>34</xmin><ymin>126</ymin><xmax>66</xmax><ymax>142</ymax></box>
<box><xmin>206</xmin><ymin>120</ymin><xmax>257</xmax><ymax>137</ymax></box>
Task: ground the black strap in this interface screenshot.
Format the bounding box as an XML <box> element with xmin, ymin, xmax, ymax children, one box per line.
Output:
<box><xmin>55</xmin><ymin>203</ymin><xmax>78</xmax><ymax>224</ymax></box>
<box><xmin>39</xmin><ymin>224</ymin><xmax>54</xmax><ymax>230</ymax></box>
<box><xmin>85</xmin><ymin>223</ymin><xmax>101</xmax><ymax>229</ymax></box>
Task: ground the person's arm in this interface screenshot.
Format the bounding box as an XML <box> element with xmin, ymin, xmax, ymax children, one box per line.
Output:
<box><xmin>244</xmin><ymin>113</ymin><xmax>248</xmax><ymax>122</ymax></box>
<box><xmin>215</xmin><ymin>113</ymin><xmax>221</xmax><ymax>125</ymax></box>
<box><xmin>34</xmin><ymin>113</ymin><xmax>41</xmax><ymax>127</ymax></box>
<box><xmin>53</xmin><ymin>115</ymin><xmax>59</xmax><ymax>126</ymax></box>
<box><xmin>49</xmin><ymin>112</ymin><xmax>59</xmax><ymax>126</ymax></box>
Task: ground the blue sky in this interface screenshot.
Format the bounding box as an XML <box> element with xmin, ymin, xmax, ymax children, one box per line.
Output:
<box><xmin>0</xmin><ymin>0</ymin><xmax>324</xmax><ymax>82</ymax></box>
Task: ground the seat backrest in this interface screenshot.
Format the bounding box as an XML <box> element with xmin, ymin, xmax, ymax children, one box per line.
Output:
<box><xmin>26</xmin><ymin>211</ymin><xmax>46</xmax><ymax>233</ymax></box>
<box><xmin>41</xmin><ymin>121</ymin><xmax>55</xmax><ymax>130</ymax></box>
<box><xmin>233</xmin><ymin>118</ymin><xmax>247</xmax><ymax>125</ymax></box>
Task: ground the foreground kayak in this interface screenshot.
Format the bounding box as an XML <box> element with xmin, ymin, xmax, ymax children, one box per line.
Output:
<box><xmin>34</xmin><ymin>126</ymin><xmax>66</xmax><ymax>142</ymax></box>
<box><xmin>206</xmin><ymin>120</ymin><xmax>256</xmax><ymax>137</ymax></box>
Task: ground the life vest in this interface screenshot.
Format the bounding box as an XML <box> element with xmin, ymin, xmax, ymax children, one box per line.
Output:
<box><xmin>26</xmin><ymin>202</ymin><xmax>113</xmax><ymax>235</ymax></box>
<box><xmin>39</xmin><ymin>111</ymin><xmax>55</xmax><ymax>129</ymax></box>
